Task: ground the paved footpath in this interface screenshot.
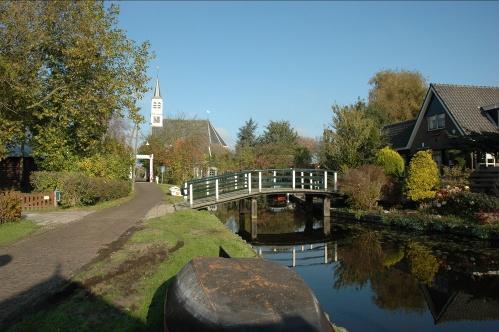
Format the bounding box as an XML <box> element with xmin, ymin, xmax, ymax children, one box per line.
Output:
<box><xmin>0</xmin><ymin>183</ymin><xmax>165</xmax><ymax>327</ymax></box>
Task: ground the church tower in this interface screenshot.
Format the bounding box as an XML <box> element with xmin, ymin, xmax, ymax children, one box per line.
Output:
<box><xmin>151</xmin><ymin>78</ymin><xmax>163</xmax><ymax>127</ymax></box>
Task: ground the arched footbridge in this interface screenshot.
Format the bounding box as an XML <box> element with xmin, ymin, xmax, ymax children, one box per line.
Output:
<box><xmin>180</xmin><ymin>168</ymin><xmax>338</xmax><ymax>209</ymax></box>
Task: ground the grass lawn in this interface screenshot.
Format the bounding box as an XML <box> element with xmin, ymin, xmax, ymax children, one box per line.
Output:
<box><xmin>9</xmin><ymin>209</ymin><xmax>256</xmax><ymax>332</ymax></box>
<box><xmin>0</xmin><ymin>221</ymin><xmax>41</xmax><ymax>247</ymax></box>
<box><xmin>157</xmin><ymin>183</ymin><xmax>185</xmax><ymax>204</ymax></box>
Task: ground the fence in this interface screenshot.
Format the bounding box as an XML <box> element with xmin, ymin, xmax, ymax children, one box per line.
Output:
<box><xmin>22</xmin><ymin>192</ymin><xmax>57</xmax><ymax>210</ymax></box>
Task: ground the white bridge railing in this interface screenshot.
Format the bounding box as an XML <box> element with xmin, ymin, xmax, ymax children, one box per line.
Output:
<box><xmin>183</xmin><ymin>168</ymin><xmax>338</xmax><ymax>207</ymax></box>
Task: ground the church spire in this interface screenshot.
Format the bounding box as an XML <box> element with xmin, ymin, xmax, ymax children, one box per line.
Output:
<box><xmin>153</xmin><ymin>78</ymin><xmax>161</xmax><ymax>99</ymax></box>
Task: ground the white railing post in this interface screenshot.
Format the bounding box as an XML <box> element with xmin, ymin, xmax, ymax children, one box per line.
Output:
<box><xmin>235</xmin><ymin>174</ymin><xmax>238</xmax><ymax>190</ymax></box>
<box><xmin>258</xmin><ymin>171</ymin><xmax>262</xmax><ymax>192</ymax></box>
<box><xmin>248</xmin><ymin>173</ymin><xmax>252</xmax><ymax>193</ymax></box>
<box><xmin>273</xmin><ymin>170</ymin><xmax>276</xmax><ymax>188</ymax></box>
<box><xmin>184</xmin><ymin>182</ymin><xmax>188</xmax><ymax>201</ymax></box>
<box><xmin>301</xmin><ymin>172</ymin><xmax>304</xmax><ymax>189</ymax></box>
<box><xmin>215</xmin><ymin>179</ymin><xmax>219</xmax><ymax>201</ymax></box>
<box><xmin>324</xmin><ymin>170</ymin><xmax>328</xmax><ymax>190</ymax></box>
<box><xmin>292</xmin><ymin>247</ymin><xmax>296</xmax><ymax>267</ymax></box>
<box><xmin>292</xmin><ymin>170</ymin><xmax>295</xmax><ymax>190</ymax></box>
<box><xmin>244</xmin><ymin>173</ymin><xmax>248</xmax><ymax>188</ymax></box>
<box><xmin>310</xmin><ymin>172</ymin><xmax>313</xmax><ymax>190</ymax></box>
<box><xmin>334</xmin><ymin>171</ymin><xmax>338</xmax><ymax>191</ymax></box>
<box><xmin>189</xmin><ymin>184</ymin><xmax>193</xmax><ymax>207</ymax></box>
<box><xmin>324</xmin><ymin>243</ymin><xmax>328</xmax><ymax>264</ymax></box>
<box><xmin>206</xmin><ymin>180</ymin><xmax>209</xmax><ymax>196</ymax></box>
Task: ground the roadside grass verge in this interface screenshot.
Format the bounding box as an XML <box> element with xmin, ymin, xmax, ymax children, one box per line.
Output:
<box><xmin>9</xmin><ymin>209</ymin><xmax>256</xmax><ymax>332</ymax></box>
<box><xmin>158</xmin><ymin>183</ymin><xmax>184</xmax><ymax>204</ymax></box>
<box><xmin>0</xmin><ymin>221</ymin><xmax>41</xmax><ymax>247</ymax></box>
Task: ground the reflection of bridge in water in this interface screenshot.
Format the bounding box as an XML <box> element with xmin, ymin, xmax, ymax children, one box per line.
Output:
<box><xmin>254</xmin><ymin>242</ymin><xmax>339</xmax><ymax>268</ymax></box>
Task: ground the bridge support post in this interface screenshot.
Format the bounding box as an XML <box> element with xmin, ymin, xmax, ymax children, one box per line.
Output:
<box><xmin>292</xmin><ymin>170</ymin><xmax>296</xmax><ymax>190</ymax></box>
<box><xmin>334</xmin><ymin>172</ymin><xmax>337</xmax><ymax>191</ymax></box>
<box><xmin>251</xmin><ymin>198</ymin><xmax>258</xmax><ymax>240</ymax></box>
<box><xmin>258</xmin><ymin>172</ymin><xmax>262</xmax><ymax>192</ymax></box>
<box><xmin>324</xmin><ymin>171</ymin><xmax>328</xmax><ymax>190</ymax></box>
<box><xmin>323</xmin><ymin>216</ymin><xmax>331</xmax><ymax>236</ymax></box>
<box><xmin>215</xmin><ymin>179</ymin><xmax>219</xmax><ymax>201</ymax></box>
<box><xmin>273</xmin><ymin>170</ymin><xmax>276</xmax><ymax>188</ymax></box>
<box><xmin>301</xmin><ymin>172</ymin><xmax>304</xmax><ymax>189</ymax></box>
<box><xmin>323</xmin><ymin>196</ymin><xmax>331</xmax><ymax>217</ymax></box>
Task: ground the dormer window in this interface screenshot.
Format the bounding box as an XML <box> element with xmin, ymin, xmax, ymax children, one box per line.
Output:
<box><xmin>428</xmin><ymin>113</ymin><xmax>445</xmax><ymax>130</ymax></box>
<box><xmin>481</xmin><ymin>104</ymin><xmax>499</xmax><ymax>127</ymax></box>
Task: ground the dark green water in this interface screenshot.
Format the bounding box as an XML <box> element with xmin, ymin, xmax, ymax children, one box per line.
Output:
<box><xmin>213</xmin><ymin>199</ymin><xmax>499</xmax><ymax>332</ymax></box>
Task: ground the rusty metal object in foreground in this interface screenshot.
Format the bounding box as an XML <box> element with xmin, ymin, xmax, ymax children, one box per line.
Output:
<box><xmin>165</xmin><ymin>257</ymin><xmax>332</xmax><ymax>332</ymax></box>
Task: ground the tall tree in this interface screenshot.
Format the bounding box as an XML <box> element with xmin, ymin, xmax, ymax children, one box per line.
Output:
<box><xmin>367</xmin><ymin>69</ymin><xmax>427</xmax><ymax>125</ymax></box>
<box><xmin>320</xmin><ymin>101</ymin><xmax>384</xmax><ymax>171</ymax></box>
<box><xmin>0</xmin><ymin>1</ymin><xmax>152</xmax><ymax>168</ymax></box>
<box><xmin>255</xmin><ymin>120</ymin><xmax>298</xmax><ymax>169</ymax></box>
<box><xmin>236</xmin><ymin>118</ymin><xmax>258</xmax><ymax>149</ymax></box>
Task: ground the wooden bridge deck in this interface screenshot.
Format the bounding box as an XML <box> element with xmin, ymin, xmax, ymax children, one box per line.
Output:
<box><xmin>178</xmin><ymin>187</ymin><xmax>335</xmax><ymax>209</ymax></box>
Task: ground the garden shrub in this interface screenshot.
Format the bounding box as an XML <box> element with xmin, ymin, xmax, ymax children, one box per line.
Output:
<box><xmin>31</xmin><ymin>171</ymin><xmax>130</xmax><ymax>207</ymax></box>
<box><xmin>375</xmin><ymin>147</ymin><xmax>405</xmax><ymax>177</ymax></box>
<box><xmin>405</xmin><ymin>150</ymin><xmax>439</xmax><ymax>202</ymax></box>
<box><xmin>441</xmin><ymin>166</ymin><xmax>471</xmax><ymax>187</ymax></box>
<box><xmin>0</xmin><ymin>191</ymin><xmax>22</xmax><ymax>223</ymax></box>
<box><xmin>340</xmin><ymin>165</ymin><xmax>386</xmax><ymax>210</ymax></box>
<box><xmin>436</xmin><ymin>191</ymin><xmax>499</xmax><ymax>219</ymax></box>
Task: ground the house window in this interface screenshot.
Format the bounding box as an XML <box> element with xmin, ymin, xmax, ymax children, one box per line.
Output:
<box><xmin>428</xmin><ymin>114</ymin><xmax>445</xmax><ymax>130</ymax></box>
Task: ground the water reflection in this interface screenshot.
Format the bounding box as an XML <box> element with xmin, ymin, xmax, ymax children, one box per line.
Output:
<box><xmin>213</xmin><ymin>200</ymin><xmax>499</xmax><ymax>331</ymax></box>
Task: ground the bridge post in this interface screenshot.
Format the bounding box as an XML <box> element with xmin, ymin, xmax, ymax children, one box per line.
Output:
<box><xmin>235</xmin><ymin>174</ymin><xmax>238</xmax><ymax>190</ymax></box>
<box><xmin>215</xmin><ymin>179</ymin><xmax>219</xmax><ymax>201</ymax></box>
<box><xmin>334</xmin><ymin>172</ymin><xmax>337</xmax><ymax>191</ymax></box>
<box><xmin>292</xmin><ymin>247</ymin><xmax>296</xmax><ymax>267</ymax></box>
<box><xmin>301</xmin><ymin>172</ymin><xmax>304</xmax><ymax>189</ymax></box>
<box><xmin>309</xmin><ymin>172</ymin><xmax>313</xmax><ymax>190</ymax></box>
<box><xmin>334</xmin><ymin>241</ymin><xmax>338</xmax><ymax>262</ymax></box>
<box><xmin>273</xmin><ymin>170</ymin><xmax>276</xmax><ymax>188</ymax></box>
<box><xmin>292</xmin><ymin>170</ymin><xmax>296</xmax><ymax>190</ymax></box>
<box><xmin>189</xmin><ymin>184</ymin><xmax>193</xmax><ymax>207</ymax></box>
<box><xmin>251</xmin><ymin>198</ymin><xmax>258</xmax><ymax>240</ymax></box>
<box><xmin>324</xmin><ymin>171</ymin><xmax>328</xmax><ymax>190</ymax></box>
<box><xmin>258</xmin><ymin>172</ymin><xmax>262</xmax><ymax>192</ymax></box>
<box><xmin>248</xmin><ymin>173</ymin><xmax>252</xmax><ymax>193</ymax></box>
<box><xmin>244</xmin><ymin>173</ymin><xmax>247</xmax><ymax>189</ymax></box>
<box><xmin>184</xmin><ymin>182</ymin><xmax>187</xmax><ymax>201</ymax></box>
<box><xmin>323</xmin><ymin>196</ymin><xmax>331</xmax><ymax>217</ymax></box>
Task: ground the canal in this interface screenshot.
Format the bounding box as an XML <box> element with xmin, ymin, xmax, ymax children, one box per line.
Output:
<box><xmin>212</xmin><ymin>197</ymin><xmax>499</xmax><ymax>332</ymax></box>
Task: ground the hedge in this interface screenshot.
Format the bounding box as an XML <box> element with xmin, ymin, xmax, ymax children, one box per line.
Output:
<box><xmin>31</xmin><ymin>171</ymin><xmax>130</xmax><ymax>208</ymax></box>
<box><xmin>0</xmin><ymin>191</ymin><xmax>22</xmax><ymax>223</ymax></box>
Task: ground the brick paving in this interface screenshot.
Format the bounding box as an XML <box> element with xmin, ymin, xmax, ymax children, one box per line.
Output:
<box><xmin>0</xmin><ymin>183</ymin><xmax>164</xmax><ymax>327</ymax></box>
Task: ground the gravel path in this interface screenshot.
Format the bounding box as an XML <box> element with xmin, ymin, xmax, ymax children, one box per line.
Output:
<box><xmin>0</xmin><ymin>183</ymin><xmax>165</xmax><ymax>328</ymax></box>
